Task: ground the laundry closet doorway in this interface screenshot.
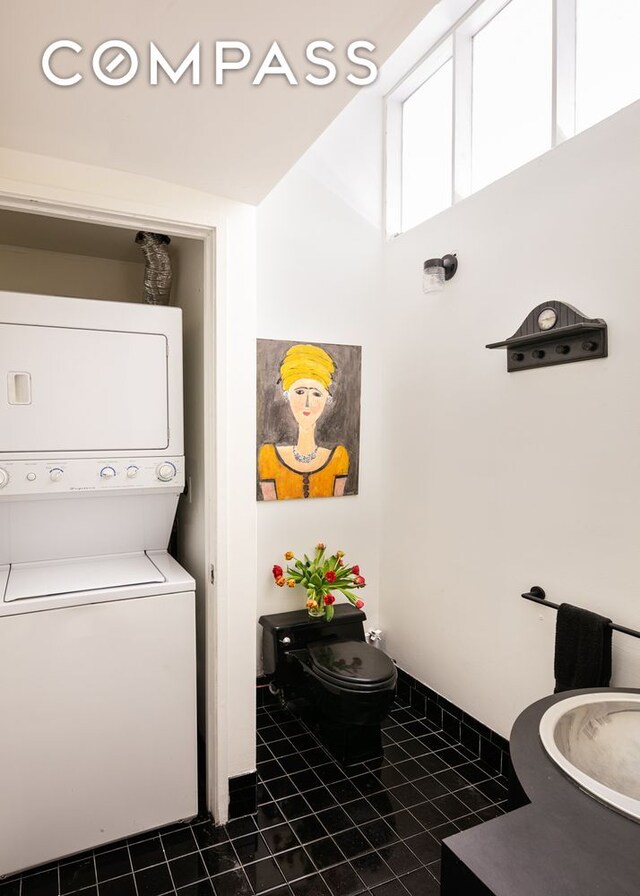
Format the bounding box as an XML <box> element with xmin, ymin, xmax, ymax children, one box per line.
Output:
<box><xmin>0</xmin><ymin>196</ymin><xmax>234</xmax><ymax>824</ymax></box>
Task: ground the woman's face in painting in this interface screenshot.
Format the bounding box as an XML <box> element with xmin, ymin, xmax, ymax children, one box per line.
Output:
<box><xmin>286</xmin><ymin>378</ymin><xmax>330</xmax><ymax>430</ymax></box>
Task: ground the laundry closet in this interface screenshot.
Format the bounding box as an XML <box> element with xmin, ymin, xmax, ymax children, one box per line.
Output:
<box><xmin>0</xmin><ymin>207</ymin><xmax>214</xmax><ymax>873</ymax></box>
<box><xmin>0</xmin><ymin>207</ymin><xmax>208</xmax><ymax>638</ymax></box>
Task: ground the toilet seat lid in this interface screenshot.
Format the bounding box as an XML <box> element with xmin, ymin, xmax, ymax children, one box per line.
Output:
<box><xmin>307</xmin><ymin>640</ymin><xmax>396</xmax><ymax>685</ymax></box>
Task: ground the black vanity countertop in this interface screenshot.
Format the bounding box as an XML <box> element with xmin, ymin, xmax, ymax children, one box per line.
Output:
<box><xmin>441</xmin><ymin>688</ymin><xmax>640</xmax><ymax>896</ymax></box>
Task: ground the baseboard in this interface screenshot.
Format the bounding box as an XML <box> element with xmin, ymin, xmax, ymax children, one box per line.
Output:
<box><xmin>396</xmin><ymin>668</ymin><xmax>511</xmax><ymax>778</ymax></box>
<box><xmin>255</xmin><ymin>669</ymin><xmax>510</xmax><ymax>778</ymax></box>
<box><xmin>228</xmin><ymin>771</ymin><xmax>258</xmax><ymax>819</ymax></box>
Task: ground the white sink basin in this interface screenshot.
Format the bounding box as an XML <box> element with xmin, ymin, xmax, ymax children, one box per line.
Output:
<box><xmin>540</xmin><ymin>692</ymin><xmax>640</xmax><ymax>821</ymax></box>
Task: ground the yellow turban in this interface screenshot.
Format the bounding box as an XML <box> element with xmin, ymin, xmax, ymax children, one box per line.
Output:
<box><xmin>280</xmin><ymin>344</ymin><xmax>335</xmax><ymax>392</ymax></box>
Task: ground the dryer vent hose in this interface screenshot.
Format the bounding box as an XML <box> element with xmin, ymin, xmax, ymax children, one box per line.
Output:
<box><xmin>135</xmin><ymin>231</ymin><xmax>172</xmax><ymax>305</ymax></box>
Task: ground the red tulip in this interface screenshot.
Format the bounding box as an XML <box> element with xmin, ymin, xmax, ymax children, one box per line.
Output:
<box><xmin>324</xmin><ymin>570</ymin><xmax>336</xmax><ymax>583</ymax></box>
<box><xmin>355</xmin><ymin>599</ymin><xmax>365</xmax><ymax>609</ymax></box>
<box><xmin>352</xmin><ymin>565</ymin><xmax>360</xmax><ymax>575</ymax></box>
<box><xmin>354</xmin><ymin>575</ymin><xmax>365</xmax><ymax>586</ymax></box>
<box><xmin>323</xmin><ymin>594</ymin><xmax>335</xmax><ymax>605</ymax></box>
<box><xmin>272</xmin><ymin>564</ymin><xmax>283</xmax><ymax>579</ymax></box>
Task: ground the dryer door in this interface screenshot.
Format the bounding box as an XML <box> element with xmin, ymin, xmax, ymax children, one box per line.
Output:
<box><xmin>0</xmin><ymin>323</ymin><xmax>168</xmax><ymax>453</ymax></box>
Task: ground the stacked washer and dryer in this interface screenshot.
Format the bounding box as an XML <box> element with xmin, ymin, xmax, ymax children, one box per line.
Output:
<box><xmin>0</xmin><ymin>291</ymin><xmax>198</xmax><ymax>877</ymax></box>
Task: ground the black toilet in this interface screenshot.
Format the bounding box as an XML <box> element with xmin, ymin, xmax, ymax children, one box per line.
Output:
<box><xmin>259</xmin><ymin>604</ymin><xmax>397</xmax><ymax>764</ymax></box>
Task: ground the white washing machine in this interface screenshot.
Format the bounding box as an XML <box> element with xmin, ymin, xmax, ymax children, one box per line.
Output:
<box><xmin>0</xmin><ymin>292</ymin><xmax>198</xmax><ymax>877</ymax></box>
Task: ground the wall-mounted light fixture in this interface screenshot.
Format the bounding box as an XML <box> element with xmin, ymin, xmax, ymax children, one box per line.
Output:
<box><xmin>423</xmin><ymin>253</ymin><xmax>458</xmax><ymax>294</ymax></box>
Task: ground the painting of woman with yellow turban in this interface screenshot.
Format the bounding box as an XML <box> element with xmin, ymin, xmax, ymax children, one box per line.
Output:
<box><xmin>257</xmin><ymin>340</ymin><xmax>361</xmax><ymax>501</ymax></box>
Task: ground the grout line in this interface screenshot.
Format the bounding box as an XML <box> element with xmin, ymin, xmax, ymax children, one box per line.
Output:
<box><xmin>12</xmin><ymin>697</ymin><xmax>508</xmax><ymax>896</ymax></box>
<box><xmin>183</xmin><ymin>818</ymin><xmax>243</xmax><ymax>892</ymax></box>
<box><xmin>123</xmin><ymin>843</ymin><xmax>141</xmax><ymax>896</ymax></box>
<box><xmin>91</xmin><ymin>851</ymin><xmax>98</xmax><ymax>896</ymax></box>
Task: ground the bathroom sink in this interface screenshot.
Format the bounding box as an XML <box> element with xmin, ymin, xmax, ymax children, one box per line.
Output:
<box><xmin>539</xmin><ymin>692</ymin><xmax>640</xmax><ymax>821</ymax></box>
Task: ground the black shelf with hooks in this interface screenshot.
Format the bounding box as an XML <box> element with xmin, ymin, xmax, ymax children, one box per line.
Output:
<box><xmin>487</xmin><ymin>301</ymin><xmax>607</xmax><ymax>372</ymax></box>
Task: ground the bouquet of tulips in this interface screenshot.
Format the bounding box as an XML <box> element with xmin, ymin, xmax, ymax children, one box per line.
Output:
<box><xmin>272</xmin><ymin>543</ymin><xmax>366</xmax><ymax>622</ymax></box>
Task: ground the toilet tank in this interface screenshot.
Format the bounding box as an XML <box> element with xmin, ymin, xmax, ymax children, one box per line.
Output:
<box><xmin>259</xmin><ymin>604</ymin><xmax>367</xmax><ymax>676</ymax></box>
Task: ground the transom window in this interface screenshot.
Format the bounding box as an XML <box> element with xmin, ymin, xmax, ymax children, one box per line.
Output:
<box><xmin>386</xmin><ymin>0</ymin><xmax>640</xmax><ymax>235</ymax></box>
<box><xmin>402</xmin><ymin>57</ymin><xmax>453</xmax><ymax>231</ymax></box>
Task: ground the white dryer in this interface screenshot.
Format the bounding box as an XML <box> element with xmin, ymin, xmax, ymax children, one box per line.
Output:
<box><xmin>0</xmin><ymin>293</ymin><xmax>198</xmax><ymax>877</ymax></box>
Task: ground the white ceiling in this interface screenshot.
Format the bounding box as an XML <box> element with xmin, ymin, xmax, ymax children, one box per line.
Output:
<box><xmin>0</xmin><ymin>1</ymin><xmax>435</xmax><ymax>205</ymax></box>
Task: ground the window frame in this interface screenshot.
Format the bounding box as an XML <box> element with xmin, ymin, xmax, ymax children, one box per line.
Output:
<box><xmin>385</xmin><ymin>0</ymin><xmax>580</xmax><ymax>237</ymax></box>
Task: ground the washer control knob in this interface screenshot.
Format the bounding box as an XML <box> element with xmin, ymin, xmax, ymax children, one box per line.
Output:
<box><xmin>126</xmin><ymin>465</ymin><xmax>139</xmax><ymax>479</ymax></box>
<box><xmin>156</xmin><ymin>462</ymin><xmax>177</xmax><ymax>482</ymax></box>
<box><xmin>50</xmin><ymin>468</ymin><xmax>64</xmax><ymax>482</ymax></box>
<box><xmin>0</xmin><ymin>468</ymin><xmax>8</xmax><ymax>489</ymax></box>
<box><xmin>26</xmin><ymin>472</ymin><xmax>37</xmax><ymax>482</ymax></box>
<box><xmin>100</xmin><ymin>466</ymin><xmax>116</xmax><ymax>480</ymax></box>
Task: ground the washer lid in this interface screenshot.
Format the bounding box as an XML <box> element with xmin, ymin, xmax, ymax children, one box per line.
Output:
<box><xmin>4</xmin><ymin>552</ymin><xmax>165</xmax><ymax>602</ymax></box>
<box><xmin>307</xmin><ymin>639</ymin><xmax>396</xmax><ymax>685</ymax></box>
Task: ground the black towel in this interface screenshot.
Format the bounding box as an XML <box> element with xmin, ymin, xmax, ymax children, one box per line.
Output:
<box><xmin>554</xmin><ymin>603</ymin><xmax>612</xmax><ymax>693</ymax></box>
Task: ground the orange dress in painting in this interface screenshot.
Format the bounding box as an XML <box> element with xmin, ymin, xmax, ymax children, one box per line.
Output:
<box><xmin>258</xmin><ymin>444</ymin><xmax>349</xmax><ymax>500</ymax></box>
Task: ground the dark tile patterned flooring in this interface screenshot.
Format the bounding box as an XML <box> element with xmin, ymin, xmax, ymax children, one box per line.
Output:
<box><xmin>1</xmin><ymin>697</ymin><xmax>508</xmax><ymax>896</ymax></box>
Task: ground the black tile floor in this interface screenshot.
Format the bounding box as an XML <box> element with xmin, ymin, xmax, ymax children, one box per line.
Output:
<box><xmin>1</xmin><ymin>696</ymin><xmax>509</xmax><ymax>896</ymax></box>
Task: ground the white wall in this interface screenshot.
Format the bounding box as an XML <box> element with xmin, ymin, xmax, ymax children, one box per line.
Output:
<box><xmin>0</xmin><ymin>148</ymin><xmax>257</xmax><ymax>821</ymax></box>
<box><xmin>381</xmin><ymin>100</ymin><xmax>640</xmax><ymax>737</ymax></box>
<box><xmin>258</xmin><ymin>0</ymin><xmax>640</xmax><ymax>746</ymax></box>
<box><xmin>256</xmin><ymin>96</ymin><xmax>385</xmax><ymax>670</ymax></box>
<box><xmin>0</xmin><ymin>243</ymin><xmax>143</xmax><ymax>300</ymax></box>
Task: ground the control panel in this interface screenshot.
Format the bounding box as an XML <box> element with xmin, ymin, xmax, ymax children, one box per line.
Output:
<box><xmin>0</xmin><ymin>457</ymin><xmax>184</xmax><ymax>497</ymax></box>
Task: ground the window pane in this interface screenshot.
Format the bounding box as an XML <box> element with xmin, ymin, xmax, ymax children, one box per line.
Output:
<box><xmin>471</xmin><ymin>0</ymin><xmax>553</xmax><ymax>192</ymax></box>
<box><xmin>576</xmin><ymin>0</ymin><xmax>640</xmax><ymax>133</ymax></box>
<box><xmin>401</xmin><ymin>59</ymin><xmax>453</xmax><ymax>231</ymax></box>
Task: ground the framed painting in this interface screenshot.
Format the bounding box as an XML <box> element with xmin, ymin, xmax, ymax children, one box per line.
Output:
<box><xmin>257</xmin><ymin>339</ymin><xmax>361</xmax><ymax>501</ymax></box>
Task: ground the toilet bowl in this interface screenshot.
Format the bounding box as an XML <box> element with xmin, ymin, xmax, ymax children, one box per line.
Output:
<box><xmin>259</xmin><ymin>605</ymin><xmax>397</xmax><ymax>764</ymax></box>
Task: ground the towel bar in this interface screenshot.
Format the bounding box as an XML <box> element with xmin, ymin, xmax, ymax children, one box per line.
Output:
<box><xmin>521</xmin><ymin>587</ymin><xmax>640</xmax><ymax>640</ymax></box>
